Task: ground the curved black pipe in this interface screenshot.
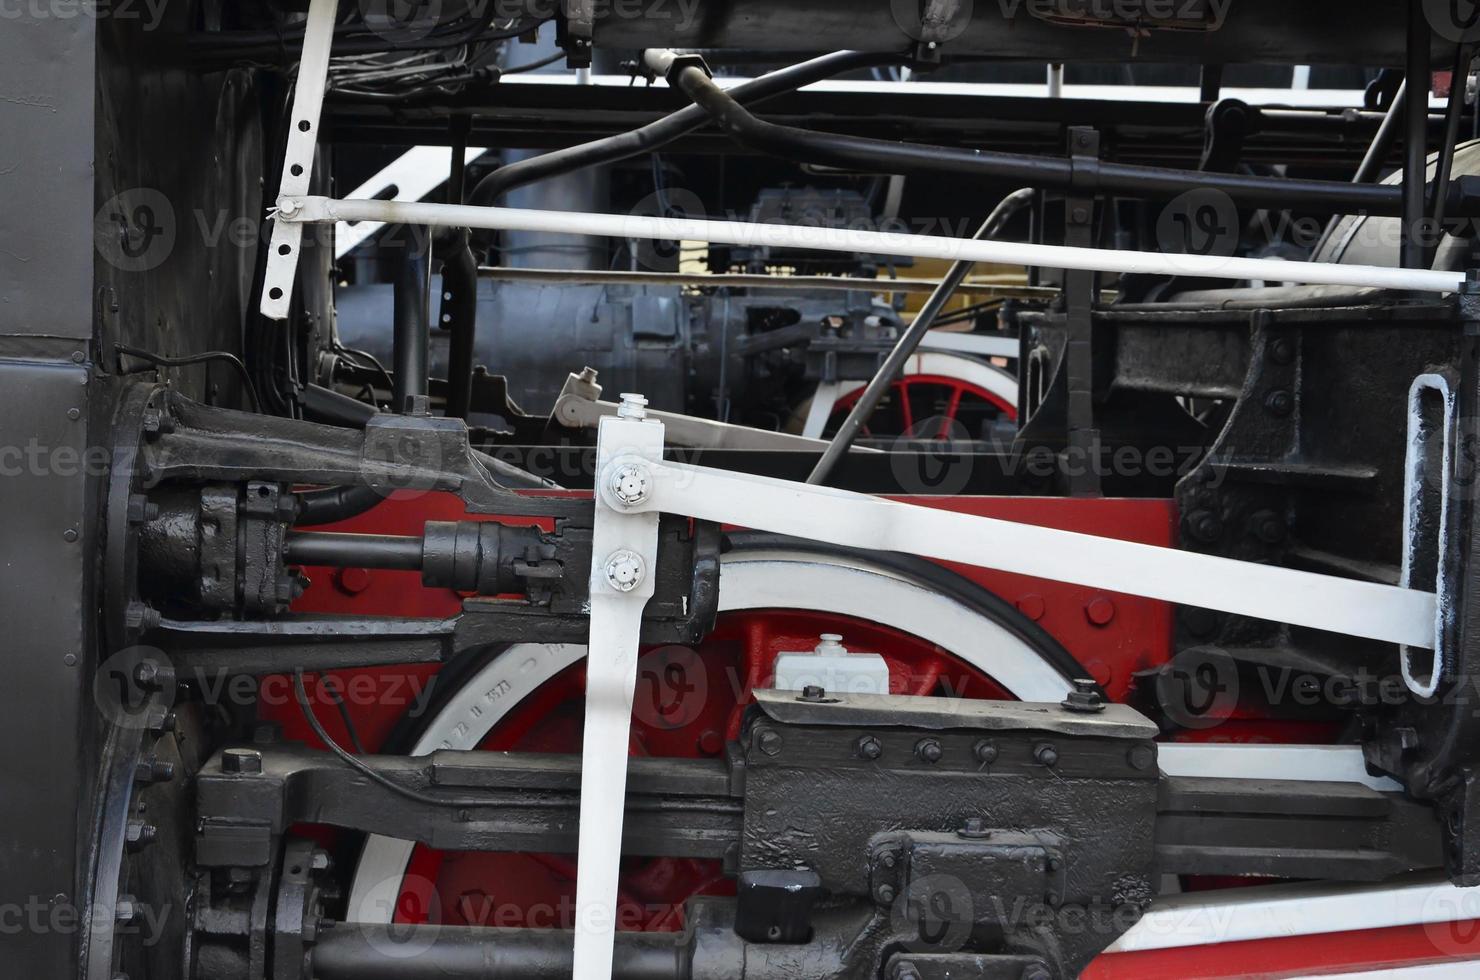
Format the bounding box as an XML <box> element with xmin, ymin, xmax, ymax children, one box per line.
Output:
<box><xmin>658</xmin><ymin>52</ymin><xmax>1435</xmax><ymax>217</ymax></box>
<box><xmin>466</xmin><ymin>49</ymin><xmax>906</xmax><ymax>210</ymax></box>
<box><xmin>295</xmin><ymin>484</ymin><xmax>385</xmax><ymax>527</ymax></box>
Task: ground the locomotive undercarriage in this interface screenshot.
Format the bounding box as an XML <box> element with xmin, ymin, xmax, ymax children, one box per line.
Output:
<box><xmin>12</xmin><ymin>0</ymin><xmax>1480</xmax><ymax>978</ymax></box>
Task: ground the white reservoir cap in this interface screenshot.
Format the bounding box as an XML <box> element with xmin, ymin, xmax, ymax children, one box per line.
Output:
<box><xmin>773</xmin><ymin>633</ymin><xmax>891</xmax><ymax>697</ymax></box>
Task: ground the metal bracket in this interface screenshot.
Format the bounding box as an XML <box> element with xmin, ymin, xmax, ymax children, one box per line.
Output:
<box><xmin>573</xmin><ymin>395</ymin><xmax>664</xmax><ymax>978</ymax></box>
<box><xmin>259</xmin><ymin>0</ymin><xmax>337</xmax><ymax>321</ymax></box>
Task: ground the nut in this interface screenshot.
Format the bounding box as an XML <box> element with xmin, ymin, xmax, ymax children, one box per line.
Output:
<box><xmin>603</xmin><ymin>550</ymin><xmax>646</xmax><ymax>592</ymax></box>
<box><xmin>608</xmin><ymin>461</ymin><xmax>651</xmax><ymax>507</ymax></box>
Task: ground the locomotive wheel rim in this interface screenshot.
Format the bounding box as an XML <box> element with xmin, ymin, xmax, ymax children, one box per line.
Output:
<box><xmin>345</xmin><ymin>550</ymin><xmax>1072</xmax><ymax>923</ymax></box>
<box><xmin>832</xmin><ymin>352</ymin><xmax>1020</xmax><ymax>427</ymax></box>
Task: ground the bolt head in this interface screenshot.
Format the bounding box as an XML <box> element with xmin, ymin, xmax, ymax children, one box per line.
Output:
<box><xmin>857</xmin><ymin>734</ymin><xmax>883</xmax><ymax>760</ymax></box>
<box><xmin>973</xmin><ymin>739</ymin><xmax>998</xmax><ymax>764</ymax></box>
<box><xmin>915</xmin><ymin>737</ymin><xmax>943</xmax><ymax>764</ymax></box>
<box><xmin>616</xmin><ymin>392</ymin><xmax>649</xmax><ymax>419</ymax></box>
<box><xmin>603</xmin><ymin>549</ymin><xmax>646</xmax><ymax>592</ymax></box>
<box><xmin>222</xmin><ymin>748</ymin><xmax>262</xmax><ymax>775</ymax></box>
<box><xmin>1034</xmin><ymin>742</ymin><xmax>1059</xmax><ymax>767</ymax></box>
<box><xmin>875</xmin><ymin>883</ymin><xmax>896</xmax><ymax>903</ymax></box>
<box><xmin>756</xmin><ymin>728</ymin><xmax>784</xmax><ymax>757</ymax></box>
<box><xmin>608</xmin><ymin>461</ymin><xmax>651</xmax><ymax>507</ymax></box>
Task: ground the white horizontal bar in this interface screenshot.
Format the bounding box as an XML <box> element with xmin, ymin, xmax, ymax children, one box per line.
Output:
<box><xmin>628</xmin><ymin>461</ymin><xmax>1435</xmax><ymax>648</ymax></box>
<box><xmin>283</xmin><ymin>196</ymin><xmax>1464</xmax><ymax>294</ymax></box>
<box><xmin>1158</xmin><ymin>743</ymin><xmax>1400</xmax><ymax>791</ymax></box>
<box><xmin>335</xmin><ymin>145</ymin><xmax>490</xmax><ymax>259</ymax></box>
<box><xmin>1110</xmin><ymin>873</ymin><xmax>1480</xmax><ymax>953</ymax></box>
<box><xmin>499</xmin><ymin>72</ymin><xmax>1402</xmax><ymax>109</ymax></box>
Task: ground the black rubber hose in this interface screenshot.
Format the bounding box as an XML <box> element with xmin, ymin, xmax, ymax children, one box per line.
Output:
<box><xmin>295</xmin><ymin>484</ymin><xmax>386</xmax><ymax>527</ymax></box>
<box><xmin>466</xmin><ymin>49</ymin><xmax>906</xmax><ymax>210</ymax></box>
<box><xmin>659</xmin><ymin>53</ymin><xmax>1432</xmax><ymax>217</ymax></box>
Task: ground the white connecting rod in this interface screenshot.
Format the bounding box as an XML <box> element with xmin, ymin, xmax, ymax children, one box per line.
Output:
<box><xmin>281</xmin><ymin>195</ymin><xmax>1466</xmax><ymax>294</ymax></box>
<box><xmin>612</xmin><ymin>460</ymin><xmax>1437</xmax><ymax>650</ymax></box>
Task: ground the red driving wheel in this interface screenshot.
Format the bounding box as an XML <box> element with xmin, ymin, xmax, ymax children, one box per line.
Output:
<box><xmin>828</xmin><ymin>373</ymin><xmax>1016</xmax><ymax>440</ymax></box>
<box><xmin>387</xmin><ymin>609</ymin><xmax>1011</xmax><ymax>932</ymax></box>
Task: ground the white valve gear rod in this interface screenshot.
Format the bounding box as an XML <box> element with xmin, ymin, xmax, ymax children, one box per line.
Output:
<box><xmin>614</xmin><ymin>460</ymin><xmax>1438</xmax><ymax>650</ymax></box>
<box><xmin>258</xmin><ymin>194</ymin><xmax>1465</xmax><ymax>318</ymax></box>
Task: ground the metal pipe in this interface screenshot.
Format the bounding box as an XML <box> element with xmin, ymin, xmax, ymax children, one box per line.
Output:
<box><xmin>806</xmin><ymin>188</ymin><xmax>1035</xmax><ymax>485</ymax></box>
<box><xmin>476</xmin><ymin>265</ymin><xmax>1061</xmax><ymax>299</ymax></box>
<box><xmin>1309</xmin><ymin>79</ymin><xmax>1407</xmax><ymax>259</ymax></box>
<box><xmin>288</xmin><ymin>197</ymin><xmax>1467</xmax><ymax>294</ymax></box>
<box><xmin>650</xmin><ymin>49</ymin><xmax>1451</xmax><ymax>218</ymax></box>
<box><xmin>309</xmin><ymin>922</ymin><xmax>687</xmax><ymax>980</ymax></box>
<box><xmin>1403</xmin><ymin>0</ymin><xmax>1431</xmax><ymax>269</ymax></box>
<box><xmin>1354</xmin><ymin>80</ymin><xmax>1409</xmax><ymax>184</ymax></box>
<box><xmin>1428</xmin><ymin>44</ymin><xmax>1474</xmax><ymax>260</ymax></box>
<box><xmin>284</xmin><ymin>531</ymin><xmax>424</xmax><ymax>570</ymax></box>
<box><xmin>467</xmin><ymin>50</ymin><xmax>904</xmax><ymax>209</ymax></box>
<box><xmin>392</xmin><ymin>238</ymin><xmax>431</xmax><ymax>411</ymax></box>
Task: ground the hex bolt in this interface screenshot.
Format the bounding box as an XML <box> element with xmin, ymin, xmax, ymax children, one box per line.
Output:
<box><xmin>1061</xmin><ymin>678</ymin><xmax>1106</xmax><ymax>713</ymax></box>
<box><xmin>915</xmin><ymin>737</ymin><xmax>943</xmax><ymax>764</ymax></box>
<box><xmin>1263</xmin><ymin>388</ymin><xmax>1294</xmax><ymax>417</ymax></box>
<box><xmin>856</xmin><ymin>734</ymin><xmax>883</xmax><ymax>760</ymax></box>
<box><xmin>1186</xmin><ymin>509</ymin><xmax>1223</xmax><ymax>543</ymax></box>
<box><xmin>607</xmin><ymin>461</ymin><xmax>652</xmax><ymax>507</ymax></box>
<box><xmin>222</xmin><ymin>748</ymin><xmax>263</xmax><ymax>775</ymax></box>
<box><xmin>875</xmin><ymin>883</ymin><xmax>896</xmax><ymax>903</ymax></box>
<box><xmin>616</xmin><ymin>392</ymin><xmax>649</xmax><ymax>420</ymax></box>
<box><xmin>973</xmin><ymin>740</ymin><xmax>998</xmax><ymax>764</ymax></box>
<box><xmin>1267</xmin><ymin>335</ymin><xmax>1295</xmax><ymax>365</ymax></box>
<box><xmin>958</xmin><ymin>816</ymin><xmax>992</xmax><ymax>839</ymax></box>
<box><xmin>798</xmin><ymin>684</ymin><xmax>828</xmax><ymax>702</ymax></box>
<box><xmin>115</xmin><ymin>896</ymin><xmax>137</xmax><ymax>923</ymax></box>
<box><xmin>124</xmin><ymin>820</ymin><xmax>157</xmax><ymax>851</ymax></box>
<box><xmin>756</xmin><ymin>728</ymin><xmax>784</xmax><ymax>757</ymax></box>
<box><xmin>124</xmin><ymin>601</ymin><xmax>161</xmax><ymax>633</ymax></box>
<box><xmin>1128</xmin><ymin>743</ymin><xmax>1157</xmax><ymax>771</ymax></box>
<box><xmin>603</xmin><ymin>550</ymin><xmax>645</xmax><ymax>592</ymax></box>
<box><xmin>134</xmin><ymin>756</ymin><xmax>175</xmax><ymax>784</ymax></box>
<box><xmin>311</xmin><ymin>849</ymin><xmax>333</xmax><ymax>873</ymax></box>
<box><xmin>878</xmin><ymin>850</ymin><xmax>897</xmax><ymax>869</ymax></box>
<box><xmin>1033</xmin><ymin>742</ymin><xmax>1059</xmax><ymax>767</ymax></box>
